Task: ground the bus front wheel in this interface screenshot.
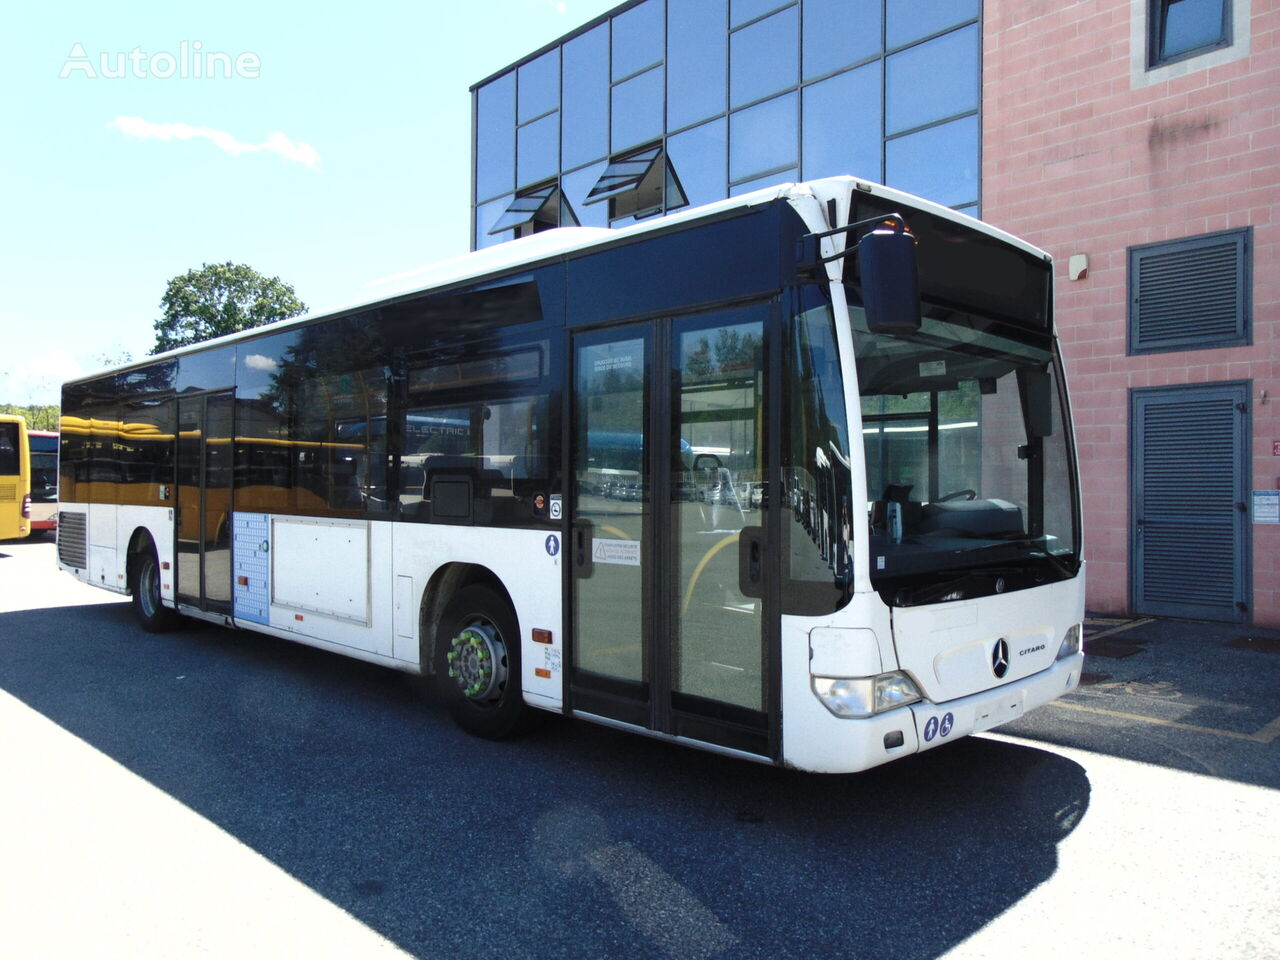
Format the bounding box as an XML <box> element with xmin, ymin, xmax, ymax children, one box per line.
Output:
<box><xmin>130</xmin><ymin>546</ymin><xmax>181</xmax><ymax>633</ymax></box>
<box><xmin>434</xmin><ymin>585</ymin><xmax>532</xmax><ymax>740</ymax></box>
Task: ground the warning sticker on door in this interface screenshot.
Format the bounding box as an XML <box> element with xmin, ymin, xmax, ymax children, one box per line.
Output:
<box><xmin>593</xmin><ymin>538</ymin><xmax>641</xmax><ymax>566</ymax></box>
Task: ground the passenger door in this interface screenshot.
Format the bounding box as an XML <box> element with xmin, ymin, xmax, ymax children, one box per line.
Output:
<box><xmin>175</xmin><ymin>391</ymin><xmax>234</xmax><ymax>614</ymax></box>
<box><xmin>569</xmin><ymin>304</ymin><xmax>775</xmax><ymax>757</ymax></box>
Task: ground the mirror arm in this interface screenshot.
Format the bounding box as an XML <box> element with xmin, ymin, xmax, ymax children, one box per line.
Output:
<box><xmin>798</xmin><ymin>213</ymin><xmax>910</xmax><ymax>268</ymax></box>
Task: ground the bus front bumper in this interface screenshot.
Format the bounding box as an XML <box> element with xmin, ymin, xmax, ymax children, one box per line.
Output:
<box><xmin>907</xmin><ymin>653</ymin><xmax>1083</xmax><ymax>754</ymax></box>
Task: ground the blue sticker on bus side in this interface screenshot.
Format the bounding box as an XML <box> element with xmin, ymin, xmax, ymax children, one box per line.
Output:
<box><xmin>232</xmin><ymin>512</ymin><xmax>269</xmax><ymax>625</ymax></box>
<box><xmin>923</xmin><ymin>716</ymin><xmax>939</xmax><ymax>742</ymax></box>
<box><xmin>545</xmin><ymin>534</ymin><xmax>560</xmax><ymax>557</ymax></box>
<box><xmin>940</xmin><ymin>712</ymin><xmax>954</xmax><ymax>737</ymax></box>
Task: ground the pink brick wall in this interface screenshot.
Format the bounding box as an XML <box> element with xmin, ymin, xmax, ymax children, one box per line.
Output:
<box><xmin>983</xmin><ymin>0</ymin><xmax>1279</xmax><ymax>624</ymax></box>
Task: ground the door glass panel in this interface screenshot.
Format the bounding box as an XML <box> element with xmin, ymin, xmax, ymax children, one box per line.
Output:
<box><xmin>672</xmin><ymin>317</ymin><xmax>765</xmax><ymax>711</ymax></box>
<box><xmin>175</xmin><ymin>398</ymin><xmax>202</xmax><ymax>602</ymax></box>
<box><xmin>573</xmin><ymin>337</ymin><xmax>648</xmax><ymax>684</ymax></box>
<box><xmin>203</xmin><ymin>393</ymin><xmax>234</xmax><ymax>607</ymax></box>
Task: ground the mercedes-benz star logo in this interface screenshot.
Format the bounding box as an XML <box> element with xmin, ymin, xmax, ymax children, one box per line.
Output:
<box><xmin>992</xmin><ymin>638</ymin><xmax>1010</xmax><ymax>679</ymax></box>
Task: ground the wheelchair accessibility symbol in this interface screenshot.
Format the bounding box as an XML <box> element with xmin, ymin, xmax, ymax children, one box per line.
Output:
<box><xmin>940</xmin><ymin>712</ymin><xmax>954</xmax><ymax>737</ymax></box>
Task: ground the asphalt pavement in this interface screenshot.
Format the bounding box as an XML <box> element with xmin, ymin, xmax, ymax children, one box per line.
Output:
<box><xmin>1002</xmin><ymin>611</ymin><xmax>1280</xmax><ymax>789</ymax></box>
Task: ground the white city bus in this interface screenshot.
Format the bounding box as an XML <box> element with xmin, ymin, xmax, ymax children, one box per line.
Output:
<box><xmin>57</xmin><ymin>177</ymin><xmax>1083</xmax><ymax>773</ymax></box>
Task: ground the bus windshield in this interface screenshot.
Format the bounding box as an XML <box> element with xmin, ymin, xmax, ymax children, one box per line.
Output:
<box><xmin>847</xmin><ymin>264</ymin><xmax>1080</xmax><ymax>607</ymax></box>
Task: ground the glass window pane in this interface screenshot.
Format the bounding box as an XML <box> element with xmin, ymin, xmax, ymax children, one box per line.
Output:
<box><xmin>517</xmin><ymin>112</ymin><xmax>559</xmax><ymax>187</ymax></box>
<box><xmin>668</xmin><ymin>0</ymin><xmax>727</xmax><ymax>130</ymax></box>
<box><xmin>1162</xmin><ymin>0</ymin><xmax>1228</xmax><ymax>59</ymax></box>
<box><xmin>802</xmin><ymin>0</ymin><xmax>880</xmax><ymax>79</ymax></box>
<box><xmin>886</xmin><ymin>24</ymin><xmax>978</xmax><ymax>134</ymax></box>
<box><xmin>728</xmin><ymin>92</ymin><xmax>797</xmax><ymax>182</ymax></box>
<box><xmin>886</xmin><ymin>0</ymin><xmax>979</xmax><ymax>49</ymax></box>
<box><xmin>673</xmin><ymin>316</ymin><xmax>766</xmax><ymax>710</ymax></box>
<box><xmin>586</xmin><ymin>146</ymin><xmax>662</xmax><ymax>202</ymax></box>
<box><xmin>612</xmin><ymin>0</ymin><xmax>665</xmax><ymax>80</ymax></box>
<box><xmin>667</xmin><ymin>118</ymin><xmax>728</xmax><ymax>208</ymax></box>
<box><xmin>611</xmin><ymin>66</ymin><xmax>664</xmax><ymax>151</ymax></box>
<box><xmin>563</xmin><ymin>24</ymin><xmax>610</xmax><ymax>170</ymax></box>
<box><xmin>518</xmin><ymin>49</ymin><xmax>559</xmax><ymax>124</ymax></box>
<box><xmin>475</xmin><ymin>73</ymin><xmax>515</xmax><ymax>202</ymax></box>
<box><xmin>563</xmin><ymin>162</ymin><xmax>611</xmax><ymax>228</ymax></box>
<box><xmin>884</xmin><ymin>115</ymin><xmax>979</xmax><ymax>207</ymax></box>
<box><xmin>802</xmin><ymin>63</ymin><xmax>881</xmax><ymax>182</ymax></box>
<box><xmin>475</xmin><ymin>194</ymin><xmax>513</xmax><ymax>249</ymax></box>
<box><xmin>573</xmin><ymin>337</ymin><xmax>648</xmax><ymax>682</ymax></box>
<box><xmin>730</xmin><ymin>0</ymin><xmax>791</xmax><ymax>27</ymax></box>
<box><xmin>730</xmin><ymin>168</ymin><xmax>795</xmax><ymax>195</ymax></box>
<box><xmin>488</xmin><ymin>185</ymin><xmax>558</xmax><ymax>235</ymax></box>
<box><xmin>783</xmin><ymin>296</ymin><xmax>853</xmax><ymax>611</ymax></box>
<box><xmin>730</xmin><ymin>5</ymin><xmax>798</xmax><ymax>108</ymax></box>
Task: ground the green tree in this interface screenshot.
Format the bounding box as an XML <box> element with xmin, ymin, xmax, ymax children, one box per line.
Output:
<box><xmin>0</xmin><ymin>404</ymin><xmax>59</xmax><ymax>430</ymax></box>
<box><xmin>153</xmin><ymin>262</ymin><xmax>306</xmax><ymax>353</ymax></box>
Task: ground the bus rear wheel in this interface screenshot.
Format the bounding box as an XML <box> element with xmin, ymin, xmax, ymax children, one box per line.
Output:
<box><xmin>130</xmin><ymin>546</ymin><xmax>181</xmax><ymax>633</ymax></box>
<box><xmin>434</xmin><ymin>585</ymin><xmax>532</xmax><ymax>740</ymax></box>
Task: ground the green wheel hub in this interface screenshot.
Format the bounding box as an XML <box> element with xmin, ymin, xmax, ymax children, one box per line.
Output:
<box><xmin>445</xmin><ymin>622</ymin><xmax>507</xmax><ymax>702</ymax></box>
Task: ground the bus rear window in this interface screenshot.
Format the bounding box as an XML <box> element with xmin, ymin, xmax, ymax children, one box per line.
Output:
<box><xmin>0</xmin><ymin>423</ymin><xmax>19</xmax><ymax>475</ymax></box>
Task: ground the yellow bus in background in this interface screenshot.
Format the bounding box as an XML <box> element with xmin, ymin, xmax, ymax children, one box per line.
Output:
<box><xmin>0</xmin><ymin>414</ymin><xmax>31</xmax><ymax>540</ymax></box>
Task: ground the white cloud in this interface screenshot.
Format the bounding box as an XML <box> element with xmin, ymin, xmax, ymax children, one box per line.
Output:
<box><xmin>108</xmin><ymin>116</ymin><xmax>321</xmax><ymax>170</ymax></box>
<box><xmin>243</xmin><ymin>353</ymin><xmax>277</xmax><ymax>372</ymax></box>
<box><xmin>0</xmin><ymin>351</ymin><xmax>86</xmax><ymax>405</ymax></box>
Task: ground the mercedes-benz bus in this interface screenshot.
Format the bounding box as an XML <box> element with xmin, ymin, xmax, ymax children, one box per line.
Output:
<box><xmin>57</xmin><ymin>177</ymin><xmax>1083</xmax><ymax>773</ymax></box>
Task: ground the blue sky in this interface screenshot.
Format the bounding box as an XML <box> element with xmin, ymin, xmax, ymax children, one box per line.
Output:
<box><xmin>0</xmin><ymin>0</ymin><xmax>621</xmax><ymax>404</ymax></box>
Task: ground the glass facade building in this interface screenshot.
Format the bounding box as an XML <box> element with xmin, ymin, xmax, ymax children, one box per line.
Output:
<box><xmin>472</xmin><ymin>0</ymin><xmax>981</xmax><ymax>249</ymax></box>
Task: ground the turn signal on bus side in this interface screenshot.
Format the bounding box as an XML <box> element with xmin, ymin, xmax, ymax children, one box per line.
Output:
<box><xmin>812</xmin><ymin>671</ymin><xmax>923</xmax><ymax>719</ymax></box>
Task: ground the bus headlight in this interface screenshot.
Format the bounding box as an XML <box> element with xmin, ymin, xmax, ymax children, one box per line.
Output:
<box><xmin>812</xmin><ymin>671</ymin><xmax>923</xmax><ymax>718</ymax></box>
<box><xmin>1056</xmin><ymin>623</ymin><xmax>1082</xmax><ymax>660</ymax></box>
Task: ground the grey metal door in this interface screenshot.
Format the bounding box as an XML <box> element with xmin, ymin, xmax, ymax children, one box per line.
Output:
<box><xmin>1131</xmin><ymin>382</ymin><xmax>1251</xmax><ymax>622</ymax></box>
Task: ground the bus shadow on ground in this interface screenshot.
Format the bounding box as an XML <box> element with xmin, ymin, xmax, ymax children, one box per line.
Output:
<box><xmin>0</xmin><ymin>601</ymin><xmax>1090</xmax><ymax>960</ymax></box>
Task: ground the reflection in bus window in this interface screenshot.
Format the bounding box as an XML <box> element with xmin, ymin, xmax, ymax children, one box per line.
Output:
<box><xmin>782</xmin><ymin>293</ymin><xmax>853</xmax><ymax>615</ymax></box>
<box><xmin>399</xmin><ymin>339</ymin><xmax>552</xmax><ymax>526</ymax></box>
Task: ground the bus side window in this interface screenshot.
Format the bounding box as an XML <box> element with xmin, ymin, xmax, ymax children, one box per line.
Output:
<box><xmin>400</xmin><ymin>339</ymin><xmax>553</xmax><ymax>528</ymax></box>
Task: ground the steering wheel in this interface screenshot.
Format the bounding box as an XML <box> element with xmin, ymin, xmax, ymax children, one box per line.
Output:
<box><xmin>937</xmin><ymin>489</ymin><xmax>977</xmax><ymax>502</ymax></box>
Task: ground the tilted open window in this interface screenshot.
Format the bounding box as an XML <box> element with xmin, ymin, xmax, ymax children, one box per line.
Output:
<box><xmin>488</xmin><ymin>183</ymin><xmax>579</xmax><ymax>238</ymax></box>
<box><xmin>584</xmin><ymin>144</ymin><xmax>688</xmax><ymax>221</ymax></box>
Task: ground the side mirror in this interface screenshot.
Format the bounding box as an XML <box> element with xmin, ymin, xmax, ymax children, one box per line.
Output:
<box><xmin>858</xmin><ymin>226</ymin><xmax>921</xmax><ymax>335</ymax></box>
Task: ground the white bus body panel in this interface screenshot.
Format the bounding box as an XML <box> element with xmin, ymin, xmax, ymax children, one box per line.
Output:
<box><xmin>891</xmin><ymin>576</ymin><xmax>1085</xmax><ymax>704</ymax></box>
<box><xmin>781</xmin><ymin>572</ymin><xmax>1085</xmax><ymax>774</ymax></box>
<box><xmin>389</xmin><ymin>522</ymin><xmax>565</xmax><ymax>709</ymax></box>
<box><xmin>56</xmin><ymin>504</ymin><xmax>172</xmax><ymax>597</ymax></box>
<box><xmin>60</xmin><ymin>509</ymin><xmax>566</xmax><ymax>712</ymax></box>
<box><xmin>231</xmin><ymin>515</ymin><xmax>565</xmax><ymax>708</ymax></box>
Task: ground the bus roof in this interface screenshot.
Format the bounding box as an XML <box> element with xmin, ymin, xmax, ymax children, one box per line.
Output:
<box><xmin>68</xmin><ymin>176</ymin><xmax>1050</xmax><ymax>385</ymax></box>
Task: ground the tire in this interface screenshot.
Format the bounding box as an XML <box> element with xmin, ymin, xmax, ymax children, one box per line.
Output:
<box><xmin>433</xmin><ymin>585</ymin><xmax>533</xmax><ymax>740</ymax></box>
<box><xmin>130</xmin><ymin>546</ymin><xmax>181</xmax><ymax>633</ymax></box>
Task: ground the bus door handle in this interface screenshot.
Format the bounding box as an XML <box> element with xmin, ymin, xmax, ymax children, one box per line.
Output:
<box><xmin>573</xmin><ymin>520</ymin><xmax>594</xmax><ymax>579</ymax></box>
<box><xmin>739</xmin><ymin>526</ymin><xmax>764</xmax><ymax>599</ymax></box>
